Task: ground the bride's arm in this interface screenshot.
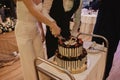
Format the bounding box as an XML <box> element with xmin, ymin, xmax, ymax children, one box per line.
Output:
<box><xmin>22</xmin><ymin>0</ymin><xmax>60</xmax><ymax>36</ymax></box>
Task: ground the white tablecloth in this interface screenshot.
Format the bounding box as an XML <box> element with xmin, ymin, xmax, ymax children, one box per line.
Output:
<box><xmin>37</xmin><ymin>42</ymin><xmax>107</xmax><ymax>80</ymax></box>
<box><xmin>80</xmin><ymin>14</ymin><xmax>97</xmax><ymax>34</ymax></box>
<box><xmin>80</xmin><ymin>9</ymin><xmax>97</xmax><ymax>34</ymax></box>
<box><xmin>79</xmin><ymin>9</ymin><xmax>97</xmax><ymax>41</ymax></box>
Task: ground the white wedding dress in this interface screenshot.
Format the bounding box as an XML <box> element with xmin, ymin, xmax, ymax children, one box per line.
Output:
<box><xmin>15</xmin><ymin>1</ymin><xmax>50</xmax><ymax>80</ymax></box>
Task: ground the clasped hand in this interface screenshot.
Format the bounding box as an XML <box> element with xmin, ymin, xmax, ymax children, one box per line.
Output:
<box><xmin>50</xmin><ymin>22</ymin><xmax>61</xmax><ymax>37</ymax></box>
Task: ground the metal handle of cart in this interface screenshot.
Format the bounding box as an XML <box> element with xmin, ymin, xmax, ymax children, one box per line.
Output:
<box><xmin>34</xmin><ymin>57</ymin><xmax>76</xmax><ymax>80</ymax></box>
<box><xmin>77</xmin><ymin>32</ymin><xmax>109</xmax><ymax>80</ymax></box>
<box><xmin>77</xmin><ymin>32</ymin><xmax>109</xmax><ymax>49</ymax></box>
<box><xmin>34</xmin><ymin>32</ymin><xmax>108</xmax><ymax>80</ymax></box>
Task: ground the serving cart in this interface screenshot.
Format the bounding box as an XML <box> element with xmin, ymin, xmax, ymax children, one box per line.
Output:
<box><xmin>34</xmin><ymin>32</ymin><xmax>108</xmax><ymax>80</ymax></box>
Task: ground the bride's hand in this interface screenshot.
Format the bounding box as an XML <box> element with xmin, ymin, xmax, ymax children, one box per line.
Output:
<box><xmin>50</xmin><ymin>22</ymin><xmax>61</xmax><ymax>37</ymax></box>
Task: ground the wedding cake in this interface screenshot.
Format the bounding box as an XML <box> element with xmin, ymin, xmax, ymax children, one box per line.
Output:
<box><xmin>55</xmin><ymin>36</ymin><xmax>87</xmax><ymax>74</ymax></box>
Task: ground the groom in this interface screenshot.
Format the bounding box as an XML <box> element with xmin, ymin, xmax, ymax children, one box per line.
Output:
<box><xmin>46</xmin><ymin>0</ymin><xmax>81</xmax><ymax>58</ymax></box>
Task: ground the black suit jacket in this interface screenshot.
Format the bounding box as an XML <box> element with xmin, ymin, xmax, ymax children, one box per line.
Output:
<box><xmin>92</xmin><ymin>0</ymin><xmax>120</xmax><ymax>78</ymax></box>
